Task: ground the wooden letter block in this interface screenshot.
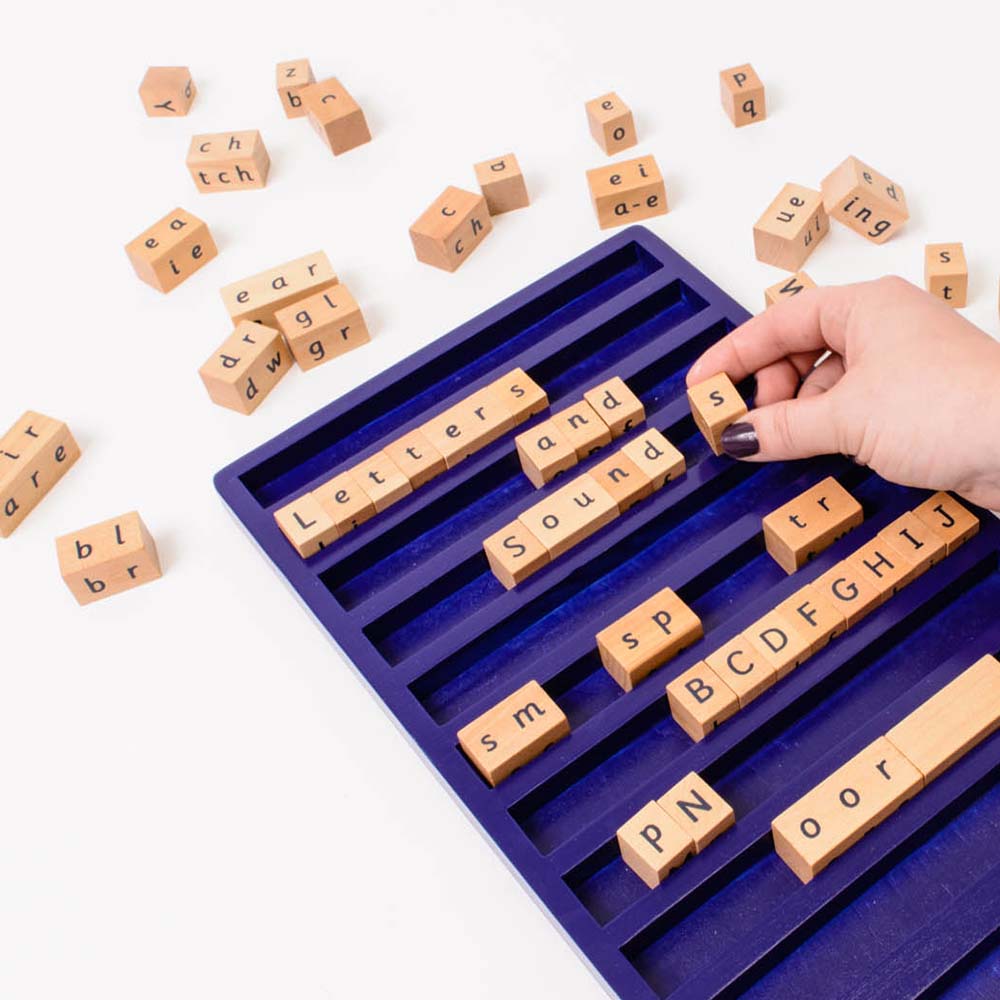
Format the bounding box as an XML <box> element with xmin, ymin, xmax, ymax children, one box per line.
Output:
<box><xmin>820</xmin><ymin>155</ymin><xmax>909</xmax><ymax>244</ymax></box>
<box><xmin>0</xmin><ymin>411</ymin><xmax>80</xmax><ymax>538</ymax></box>
<box><xmin>421</xmin><ymin>386</ymin><xmax>514</xmax><ymax>469</ymax></box>
<box><xmin>771</xmin><ymin>737</ymin><xmax>923</xmax><ymax>884</ymax></box>
<box><xmin>657</xmin><ymin>772</ymin><xmax>736</xmax><ymax>853</ymax></box>
<box><xmin>138</xmin><ymin>66</ymin><xmax>196</xmax><ymax>116</ymax></box>
<box><xmin>125</xmin><ymin>207</ymin><xmax>217</xmax><ymax>293</ymax></box>
<box><xmin>583</xmin><ymin>376</ymin><xmax>645</xmax><ymax>438</ymax></box>
<box><xmin>705</xmin><ymin>635</ymin><xmax>778</xmax><ymax>707</ymax></box>
<box><xmin>719</xmin><ymin>64</ymin><xmax>765</xmax><ymax>127</ymax></box>
<box><xmin>885</xmin><ymin>654</ymin><xmax>1000</xmax><ymax>784</ymax></box>
<box><xmin>811</xmin><ymin>560</ymin><xmax>882</xmax><ymax>628</ymax></box>
<box><xmin>276</xmin><ymin>59</ymin><xmax>315</xmax><ymax>118</ymax></box>
<box><xmin>762</xmin><ymin>476</ymin><xmax>864</xmax><ymax>574</ymax></box>
<box><xmin>617</xmin><ymin>801</ymin><xmax>694</xmax><ymax>889</ymax></box>
<box><xmin>596</xmin><ymin>587</ymin><xmax>703</xmax><ymax>692</ymax></box>
<box><xmin>765</xmin><ymin>270</ymin><xmax>816</xmax><ymax>308</ymax></box>
<box><xmin>221</xmin><ymin>251</ymin><xmax>338</xmax><ymax>327</ymax></box>
<box><xmin>409</xmin><ymin>187</ymin><xmax>493</xmax><ymax>272</ymax></box>
<box><xmin>585</xmin><ymin>91</ymin><xmax>637</xmax><ymax>155</ymax></box>
<box><xmin>474</xmin><ymin>153</ymin><xmax>529</xmax><ymax>215</ymax></box>
<box><xmin>518</xmin><ymin>474</ymin><xmax>618</xmax><ymax>559</ymax></box>
<box><xmin>924</xmin><ymin>243</ymin><xmax>968</xmax><ymax>307</ymax></box>
<box><xmin>199</xmin><ymin>322</ymin><xmax>290</xmax><ymax>415</ymax></box>
<box><xmin>552</xmin><ymin>400</ymin><xmax>612</xmax><ymax>460</ymax></box>
<box><xmin>384</xmin><ymin>430</ymin><xmax>446</xmax><ymax>490</ymax></box>
<box><xmin>313</xmin><ymin>472</ymin><xmax>376</xmax><ymax>536</ymax></box>
<box><xmin>483</xmin><ymin>521</ymin><xmax>550</xmax><ymax>590</ymax></box>
<box><xmin>457</xmin><ymin>679</ymin><xmax>570</xmax><ymax>786</ymax></box>
<box><xmin>911</xmin><ymin>492</ymin><xmax>980</xmax><ymax>555</ymax></box>
<box><xmin>273</xmin><ymin>283</ymin><xmax>370</xmax><ymax>370</ymax></box>
<box><xmin>666</xmin><ymin>661</ymin><xmax>740</xmax><ymax>742</ymax></box>
<box><xmin>490</xmin><ymin>368</ymin><xmax>548</xmax><ymax>424</ymax></box>
<box><xmin>587</xmin><ymin>155</ymin><xmax>667</xmax><ymax>230</ymax></box>
<box><xmin>274</xmin><ymin>493</ymin><xmax>339</xmax><ymax>557</ymax></box>
<box><xmin>300</xmin><ymin>77</ymin><xmax>372</xmax><ymax>155</ymax></box>
<box><xmin>846</xmin><ymin>537</ymin><xmax>914</xmax><ymax>601</ymax></box>
<box><xmin>877</xmin><ymin>511</ymin><xmax>946</xmax><ymax>580</ymax></box>
<box><xmin>619</xmin><ymin>429</ymin><xmax>686</xmax><ymax>490</ymax></box>
<box><xmin>687</xmin><ymin>373</ymin><xmax>748</xmax><ymax>456</ymax></box>
<box><xmin>56</xmin><ymin>511</ymin><xmax>162</xmax><ymax>606</ymax></box>
<box><xmin>753</xmin><ymin>183</ymin><xmax>829</xmax><ymax>271</ymax></box>
<box><xmin>348</xmin><ymin>451</ymin><xmax>412</xmax><ymax>512</ymax></box>
<box><xmin>776</xmin><ymin>586</ymin><xmax>846</xmax><ymax>655</ymax></box>
<box><xmin>744</xmin><ymin>609</ymin><xmax>813</xmax><ymax>680</ymax></box>
<box><xmin>515</xmin><ymin>419</ymin><xmax>578</xmax><ymax>489</ymax></box>
<box><xmin>186</xmin><ymin>131</ymin><xmax>271</xmax><ymax>193</ymax></box>
<box><xmin>589</xmin><ymin>451</ymin><xmax>653</xmax><ymax>512</ymax></box>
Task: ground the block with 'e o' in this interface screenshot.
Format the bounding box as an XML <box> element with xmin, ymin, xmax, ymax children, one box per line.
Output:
<box><xmin>586</xmin><ymin>154</ymin><xmax>667</xmax><ymax>230</ymax></box>
<box><xmin>585</xmin><ymin>91</ymin><xmax>637</xmax><ymax>155</ymax></box>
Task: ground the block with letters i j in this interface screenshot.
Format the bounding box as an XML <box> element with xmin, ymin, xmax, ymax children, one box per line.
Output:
<box><xmin>221</xmin><ymin>251</ymin><xmax>338</xmax><ymax>328</ymax></box>
<box><xmin>474</xmin><ymin>153</ymin><xmax>530</xmax><ymax>215</ymax></box>
<box><xmin>586</xmin><ymin>154</ymin><xmax>667</xmax><ymax>230</ymax></box>
<box><xmin>1</xmin><ymin>411</ymin><xmax>80</xmax><ymax>538</ymax></box>
<box><xmin>765</xmin><ymin>270</ymin><xmax>815</xmax><ymax>308</ymax></box>
<box><xmin>820</xmin><ymin>155</ymin><xmax>908</xmax><ymax>244</ymax></box>
<box><xmin>125</xmin><ymin>208</ymin><xmax>217</xmax><ymax>293</ymax></box>
<box><xmin>410</xmin><ymin>187</ymin><xmax>493</xmax><ymax>272</ymax></box>
<box><xmin>276</xmin><ymin>59</ymin><xmax>315</xmax><ymax>119</ymax></box>
<box><xmin>300</xmin><ymin>77</ymin><xmax>372</xmax><ymax>155</ymax></box>
<box><xmin>199</xmin><ymin>322</ymin><xmax>291</xmax><ymax>415</ymax></box>
<box><xmin>273</xmin><ymin>284</ymin><xmax>370</xmax><ymax>370</ymax></box>
<box><xmin>457</xmin><ymin>680</ymin><xmax>570</xmax><ymax>786</ymax></box>
<box><xmin>924</xmin><ymin>243</ymin><xmax>968</xmax><ymax>307</ymax></box>
<box><xmin>138</xmin><ymin>67</ymin><xmax>196</xmax><ymax>116</ymax></box>
<box><xmin>719</xmin><ymin>63</ymin><xmax>765</xmax><ymax>127</ymax></box>
<box><xmin>754</xmin><ymin>183</ymin><xmax>829</xmax><ymax>271</ymax></box>
<box><xmin>687</xmin><ymin>372</ymin><xmax>748</xmax><ymax>456</ymax></box>
<box><xmin>585</xmin><ymin>91</ymin><xmax>637</xmax><ymax>155</ymax></box>
<box><xmin>187</xmin><ymin>131</ymin><xmax>271</xmax><ymax>193</ymax></box>
<box><xmin>56</xmin><ymin>511</ymin><xmax>162</xmax><ymax>606</ymax></box>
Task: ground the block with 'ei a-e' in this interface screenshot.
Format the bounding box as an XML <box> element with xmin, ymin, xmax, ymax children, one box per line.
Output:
<box><xmin>586</xmin><ymin>155</ymin><xmax>667</xmax><ymax>230</ymax></box>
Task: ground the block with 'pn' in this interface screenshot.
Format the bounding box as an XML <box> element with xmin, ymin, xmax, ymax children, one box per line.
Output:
<box><xmin>585</xmin><ymin>91</ymin><xmax>637</xmax><ymax>155</ymax></box>
<box><xmin>597</xmin><ymin>586</ymin><xmax>703</xmax><ymax>692</ymax></box>
<box><xmin>410</xmin><ymin>186</ymin><xmax>493</xmax><ymax>272</ymax></box>
<box><xmin>719</xmin><ymin>63</ymin><xmax>765</xmax><ymax>127</ymax></box>
<box><xmin>667</xmin><ymin>661</ymin><xmax>740</xmax><ymax>742</ymax></box>
<box><xmin>474</xmin><ymin>153</ymin><xmax>529</xmax><ymax>215</ymax></box>
<box><xmin>125</xmin><ymin>207</ymin><xmax>217</xmax><ymax>293</ymax></box>
<box><xmin>186</xmin><ymin>131</ymin><xmax>271</xmax><ymax>193</ymax></box>
<box><xmin>820</xmin><ymin>155</ymin><xmax>908</xmax><ymax>244</ymax></box>
<box><xmin>276</xmin><ymin>58</ymin><xmax>315</xmax><ymax>119</ymax></box>
<box><xmin>457</xmin><ymin>680</ymin><xmax>570</xmax><ymax>786</ymax></box>
<box><xmin>221</xmin><ymin>251</ymin><xmax>338</xmax><ymax>327</ymax></box>
<box><xmin>762</xmin><ymin>476</ymin><xmax>864</xmax><ymax>574</ymax></box>
<box><xmin>273</xmin><ymin>283</ymin><xmax>370</xmax><ymax>371</ymax></box>
<box><xmin>617</xmin><ymin>801</ymin><xmax>693</xmax><ymax>889</ymax></box>
<box><xmin>765</xmin><ymin>270</ymin><xmax>815</xmax><ymax>308</ymax></box>
<box><xmin>657</xmin><ymin>771</ymin><xmax>736</xmax><ymax>853</ymax></box>
<box><xmin>199</xmin><ymin>322</ymin><xmax>290</xmax><ymax>415</ymax></box>
<box><xmin>753</xmin><ymin>182</ymin><xmax>829</xmax><ymax>271</ymax></box>
<box><xmin>925</xmin><ymin>243</ymin><xmax>968</xmax><ymax>307</ymax></box>
<box><xmin>139</xmin><ymin>66</ymin><xmax>196</xmax><ymax>116</ymax></box>
<box><xmin>687</xmin><ymin>372</ymin><xmax>747</xmax><ymax>456</ymax></box>
<box><xmin>300</xmin><ymin>76</ymin><xmax>372</xmax><ymax>155</ymax></box>
<box><xmin>586</xmin><ymin>154</ymin><xmax>667</xmax><ymax>230</ymax></box>
<box><xmin>1</xmin><ymin>411</ymin><xmax>80</xmax><ymax>538</ymax></box>
<box><xmin>56</xmin><ymin>511</ymin><xmax>162</xmax><ymax>606</ymax></box>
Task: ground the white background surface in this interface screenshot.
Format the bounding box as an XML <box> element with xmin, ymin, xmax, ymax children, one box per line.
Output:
<box><xmin>2</xmin><ymin>2</ymin><xmax>998</xmax><ymax>998</ymax></box>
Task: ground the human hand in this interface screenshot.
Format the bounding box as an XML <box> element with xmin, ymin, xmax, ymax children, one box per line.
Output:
<box><xmin>686</xmin><ymin>276</ymin><xmax>1000</xmax><ymax>510</ymax></box>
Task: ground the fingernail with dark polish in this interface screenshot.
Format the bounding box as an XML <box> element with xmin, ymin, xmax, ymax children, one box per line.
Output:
<box><xmin>721</xmin><ymin>422</ymin><xmax>760</xmax><ymax>458</ymax></box>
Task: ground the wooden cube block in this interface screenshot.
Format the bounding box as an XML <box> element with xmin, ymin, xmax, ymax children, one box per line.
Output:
<box><xmin>619</xmin><ymin>429</ymin><xmax>686</xmax><ymax>490</ymax></box>
<box><xmin>517</xmin><ymin>473</ymin><xmax>619</xmax><ymax>559</ymax></box>
<box><xmin>409</xmin><ymin>186</ymin><xmax>493</xmax><ymax>272</ymax></box>
<box><xmin>776</xmin><ymin>586</ymin><xmax>846</xmax><ymax>655</ymax></box>
<box><xmin>762</xmin><ymin>476</ymin><xmax>864</xmax><ymax>574</ymax></box>
<box><xmin>666</xmin><ymin>661</ymin><xmax>740</xmax><ymax>742</ymax></box>
<box><xmin>273</xmin><ymin>283</ymin><xmax>370</xmax><ymax>370</ymax></box>
<box><xmin>704</xmin><ymin>634</ymin><xmax>778</xmax><ymax>708</ymax></box>
<box><xmin>483</xmin><ymin>521</ymin><xmax>550</xmax><ymax>590</ymax></box>
<box><xmin>474</xmin><ymin>153</ymin><xmax>529</xmax><ymax>215</ymax></box>
<box><xmin>617</xmin><ymin>801</ymin><xmax>694</xmax><ymax>889</ymax></box>
<box><xmin>771</xmin><ymin>737</ymin><xmax>923</xmax><ymax>884</ymax></box>
<box><xmin>846</xmin><ymin>537</ymin><xmax>915</xmax><ymax>601</ymax></box>
<box><xmin>276</xmin><ymin>58</ymin><xmax>315</xmax><ymax>119</ymax></box>
<box><xmin>657</xmin><ymin>772</ymin><xmax>736</xmax><ymax>853</ymax></box>
<box><xmin>687</xmin><ymin>372</ymin><xmax>748</xmax><ymax>456</ymax></box>
<box><xmin>765</xmin><ymin>270</ymin><xmax>816</xmax><ymax>308</ymax></box>
<box><xmin>753</xmin><ymin>183</ymin><xmax>829</xmax><ymax>271</ymax></box>
<box><xmin>552</xmin><ymin>400</ymin><xmax>612</xmax><ymax>460</ymax></box>
<box><xmin>596</xmin><ymin>587</ymin><xmax>703</xmax><ymax>692</ymax></box>
<box><xmin>421</xmin><ymin>385</ymin><xmax>514</xmax><ymax>469</ymax></box>
<box><xmin>885</xmin><ymin>654</ymin><xmax>1000</xmax><ymax>784</ymax></box>
<box><xmin>348</xmin><ymin>451</ymin><xmax>412</xmax><ymax>512</ymax></box>
<box><xmin>589</xmin><ymin>451</ymin><xmax>654</xmax><ymax>511</ymax></box>
<box><xmin>719</xmin><ymin>63</ymin><xmax>765</xmax><ymax>127</ymax></box>
<box><xmin>585</xmin><ymin>91</ymin><xmax>637</xmax><ymax>155</ymax></box>
<box><xmin>515</xmin><ymin>419</ymin><xmax>578</xmax><ymax>489</ymax></box>
<box><xmin>457</xmin><ymin>679</ymin><xmax>570</xmax><ymax>786</ymax></box>
<box><xmin>877</xmin><ymin>511</ymin><xmax>946</xmax><ymax>580</ymax></box>
<box><xmin>583</xmin><ymin>376</ymin><xmax>645</xmax><ymax>438</ymax></box>
<box><xmin>125</xmin><ymin>207</ymin><xmax>217</xmax><ymax>294</ymax></box>
<box><xmin>56</xmin><ymin>511</ymin><xmax>162</xmax><ymax>605</ymax></box>
<box><xmin>199</xmin><ymin>322</ymin><xmax>290</xmax><ymax>415</ymax></box>
<box><xmin>273</xmin><ymin>493</ymin><xmax>339</xmax><ymax>557</ymax></box>
<box><xmin>925</xmin><ymin>243</ymin><xmax>968</xmax><ymax>307</ymax></box>
<box><xmin>489</xmin><ymin>368</ymin><xmax>548</xmax><ymax>424</ymax></box>
<box><xmin>300</xmin><ymin>77</ymin><xmax>372</xmax><ymax>155</ymax></box>
<box><xmin>138</xmin><ymin>66</ymin><xmax>196</xmax><ymax>117</ymax></box>
<box><xmin>586</xmin><ymin>154</ymin><xmax>667</xmax><ymax>230</ymax></box>
<box><xmin>0</xmin><ymin>411</ymin><xmax>80</xmax><ymax>538</ymax></box>
<box><xmin>186</xmin><ymin>131</ymin><xmax>270</xmax><ymax>193</ymax></box>
<box><xmin>384</xmin><ymin>430</ymin><xmax>446</xmax><ymax>490</ymax></box>
<box><xmin>744</xmin><ymin>609</ymin><xmax>813</xmax><ymax>680</ymax></box>
<box><xmin>220</xmin><ymin>251</ymin><xmax>338</xmax><ymax>327</ymax></box>
<box><xmin>911</xmin><ymin>492</ymin><xmax>980</xmax><ymax>555</ymax></box>
<box><xmin>820</xmin><ymin>155</ymin><xmax>909</xmax><ymax>244</ymax></box>
<box><xmin>313</xmin><ymin>471</ymin><xmax>376</xmax><ymax>536</ymax></box>
<box><xmin>810</xmin><ymin>560</ymin><xmax>882</xmax><ymax>628</ymax></box>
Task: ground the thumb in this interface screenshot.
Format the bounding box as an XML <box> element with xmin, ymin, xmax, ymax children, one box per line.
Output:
<box><xmin>719</xmin><ymin>394</ymin><xmax>843</xmax><ymax>462</ymax></box>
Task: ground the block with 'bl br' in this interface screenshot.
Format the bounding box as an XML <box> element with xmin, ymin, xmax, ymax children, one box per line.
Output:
<box><xmin>586</xmin><ymin>155</ymin><xmax>667</xmax><ymax>230</ymax></box>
